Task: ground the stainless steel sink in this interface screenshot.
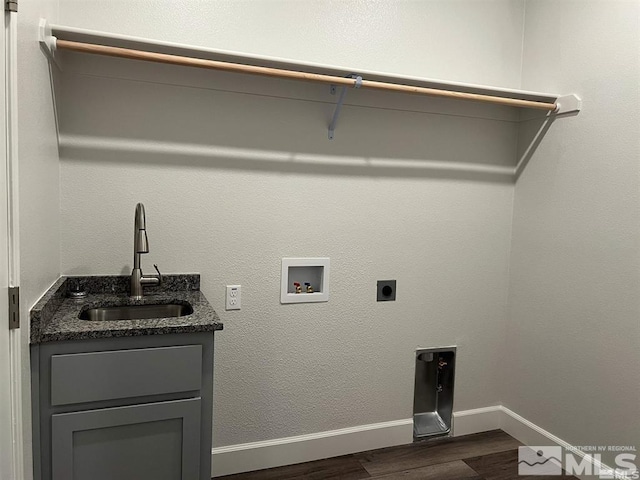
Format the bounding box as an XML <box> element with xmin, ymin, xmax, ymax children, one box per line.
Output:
<box><xmin>79</xmin><ymin>303</ymin><xmax>193</xmax><ymax>321</ymax></box>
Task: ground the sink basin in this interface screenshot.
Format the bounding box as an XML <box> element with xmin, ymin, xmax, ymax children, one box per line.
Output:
<box><xmin>79</xmin><ymin>303</ymin><xmax>193</xmax><ymax>321</ymax></box>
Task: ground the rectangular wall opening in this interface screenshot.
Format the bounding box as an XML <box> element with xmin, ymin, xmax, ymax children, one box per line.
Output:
<box><xmin>413</xmin><ymin>347</ymin><xmax>456</xmax><ymax>439</ymax></box>
<box><xmin>286</xmin><ymin>266</ymin><xmax>323</xmax><ymax>294</ymax></box>
<box><xmin>280</xmin><ymin>258</ymin><xmax>329</xmax><ymax>304</ymax></box>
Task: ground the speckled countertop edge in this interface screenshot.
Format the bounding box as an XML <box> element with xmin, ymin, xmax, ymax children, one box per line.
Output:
<box><xmin>30</xmin><ymin>275</ymin><xmax>223</xmax><ymax>344</ymax></box>
<box><xmin>30</xmin><ymin>277</ymin><xmax>67</xmax><ymax>344</ymax></box>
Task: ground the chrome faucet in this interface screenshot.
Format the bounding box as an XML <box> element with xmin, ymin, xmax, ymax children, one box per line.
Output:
<box><xmin>131</xmin><ymin>203</ymin><xmax>162</xmax><ymax>299</ymax></box>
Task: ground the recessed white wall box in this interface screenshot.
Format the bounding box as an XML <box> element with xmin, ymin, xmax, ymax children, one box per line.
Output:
<box><xmin>281</xmin><ymin>258</ymin><xmax>329</xmax><ymax>304</ymax></box>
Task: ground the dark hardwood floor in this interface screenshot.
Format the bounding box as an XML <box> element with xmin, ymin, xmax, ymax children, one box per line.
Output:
<box><xmin>215</xmin><ymin>430</ymin><xmax>578</xmax><ymax>480</ymax></box>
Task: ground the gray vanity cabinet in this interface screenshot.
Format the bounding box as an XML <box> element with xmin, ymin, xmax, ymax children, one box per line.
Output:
<box><xmin>31</xmin><ymin>332</ymin><xmax>214</xmax><ymax>480</ymax></box>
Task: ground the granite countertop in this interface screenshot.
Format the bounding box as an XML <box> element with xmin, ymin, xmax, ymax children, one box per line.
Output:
<box><xmin>30</xmin><ymin>274</ymin><xmax>223</xmax><ymax>344</ymax></box>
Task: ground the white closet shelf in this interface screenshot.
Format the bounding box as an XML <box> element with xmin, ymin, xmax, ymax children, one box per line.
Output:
<box><xmin>39</xmin><ymin>19</ymin><xmax>581</xmax><ymax>140</ymax></box>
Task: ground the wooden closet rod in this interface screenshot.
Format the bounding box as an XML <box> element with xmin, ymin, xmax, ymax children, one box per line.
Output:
<box><xmin>56</xmin><ymin>39</ymin><xmax>557</xmax><ymax>111</ymax></box>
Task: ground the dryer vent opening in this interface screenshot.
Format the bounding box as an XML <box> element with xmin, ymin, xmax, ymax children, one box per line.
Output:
<box><xmin>413</xmin><ymin>347</ymin><xmax>456</xmax><ymax>439</ymax></box>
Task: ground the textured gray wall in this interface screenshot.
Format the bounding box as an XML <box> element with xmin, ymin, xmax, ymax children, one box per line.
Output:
<box><xmin>506</xmin><ymin>0</ymin><xmax>640</xmax><ymax>466</ymax></box>
<box><xmin>56</xmin><ymin>0</ymin><xmax>524</xmax><ymax>448</ymax></box>
<box><xmin>19</xmin><ymin>0</ymin><xmax>60</xmax><ymax>478</ymax></box>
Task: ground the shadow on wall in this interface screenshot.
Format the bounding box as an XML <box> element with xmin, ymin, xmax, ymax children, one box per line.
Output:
<box><xmin>59</xmin><ymin>139</ymin><xmax>518</xmax><ymax>183</ymax></box>
<box><xmin>52</xmin><ymin>51</ymin><xmax>552</xmax><ymax>183</ymax></box>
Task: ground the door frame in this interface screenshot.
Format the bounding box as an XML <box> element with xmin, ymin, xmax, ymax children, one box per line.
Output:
<box><xmin>2</xmin><ymin>7</ymin><xmax>23</xmax><ymax>480</ymax></box>
<box><xmin>0</xmin><ymin>8</ymin><xmax>12</xmax><ymax>475</ymax></box>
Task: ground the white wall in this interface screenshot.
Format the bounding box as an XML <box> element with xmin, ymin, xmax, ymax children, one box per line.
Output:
<box><xmin>18</xmin><ymin>0</ymin><xmax>60</xmax><ymax>478</ymax></box>
<box><xmin>56</xmin><ymin>0</ymin><xmax>523</xmax><ymax>448</ymax></box>
<box><xmin>58</xmin><ymin>0</ymin><xmax>525</xmax><ymax>88</ymax></box>
<box><xmin>505</xmin><ymin>0</ymin><xmax>640</xmax><ymax>465</ymax></box>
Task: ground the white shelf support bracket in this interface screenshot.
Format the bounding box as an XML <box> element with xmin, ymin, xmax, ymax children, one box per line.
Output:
<box><xmin>328</xmin><ymin>74</ymin><xmax>362</xmax><ymax>140</ymax></box>
<box><xmin>38</xmin><ymin>19</ymin><xmax>60</xmax><ymax>69</ymax></box>
<box><xmin>554</xmin><ymin>94</ymin><xmax>582</xmax><ymax>115</ymax></box>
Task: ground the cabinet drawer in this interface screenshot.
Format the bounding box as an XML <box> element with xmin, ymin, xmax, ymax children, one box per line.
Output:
<box><xmin>51</xmin><ymin>345</ymin><xmax>202</xmax><ymax>406</ymax></box>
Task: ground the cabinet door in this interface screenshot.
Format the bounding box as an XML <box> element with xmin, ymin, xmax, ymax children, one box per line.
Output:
<box><xmin>51</xmin><ymin>398</ymin><xmax>201</xmax><ymax>480</ymax></box>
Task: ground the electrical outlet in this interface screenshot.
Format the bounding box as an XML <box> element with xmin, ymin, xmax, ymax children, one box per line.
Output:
<box><xmin>377</xmin><ymin>280</ymin><xmax>396</xmax><ymax>301</ymax></box>
<box><xmin>226</xmin><ymin>285</ymin><xmax>241</xmax><ymax>310</ymax></box>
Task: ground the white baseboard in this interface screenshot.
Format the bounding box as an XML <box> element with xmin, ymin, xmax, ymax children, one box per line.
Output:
<box><xmin>500</xmin><ymin>406</ymin><xmax>566</xmax><ymax>448</ymax></box>
<box><xmin>211</xmin><ymin>418</ymin><xmax>413</xmax><ymax>477</ymax></box>
<box><xmin>452</xmin><ymin>406</ymin><xmax>502</xmax><ymax>436</ymax></box>
<box><xmin>500</xmin><ymin>406</ymin><xmax>617</xmax><ymax>480</ymax></box>
<box><xmin>212</xmin><ymin>407</ymin><xmax>618</xmax><ymax>479</ymax></box>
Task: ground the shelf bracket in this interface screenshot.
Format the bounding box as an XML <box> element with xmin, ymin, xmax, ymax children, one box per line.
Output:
<box><xmin>554</xmin><ymin>94</ymin><xmax>582</xmax><ymax>116</ymax></box>
<box><xmin>38</xmin><ymin>18</ymin><xmax>61</xmax><ymax>69</ymax></box>
<box><xmin>328</xmin><ymin>74</ymin><xmax>362</xmax><ymax>140</ymax></box>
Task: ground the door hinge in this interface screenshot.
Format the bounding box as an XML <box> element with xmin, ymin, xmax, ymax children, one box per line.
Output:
<box><xmin>8</xmin><ymin>286</ymin><xmax>19</xmax><ymax>329</ymax></box>
<box><xmin>5</xmin><ymin>0</ymin><xmax>17</xmax><ymax>12</ymax></box>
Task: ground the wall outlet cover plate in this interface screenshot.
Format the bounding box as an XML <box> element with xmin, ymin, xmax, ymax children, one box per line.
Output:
<box><xmin>377</xmin><ymin>280</ymin><xmax>396</xmax><ymax>301</ymax></box>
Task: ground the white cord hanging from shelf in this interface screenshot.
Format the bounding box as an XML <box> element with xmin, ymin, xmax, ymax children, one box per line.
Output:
<box><xmin>38</xmin><ymin>20</ymin><xmax>582</xmax><ymax>141</ymax></box>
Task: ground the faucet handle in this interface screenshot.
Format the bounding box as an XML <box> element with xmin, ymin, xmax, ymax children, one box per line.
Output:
<box><xmin>153</xmin><ymin>264</ymin><xmax>163</xmax><ymax>285</ymax></box>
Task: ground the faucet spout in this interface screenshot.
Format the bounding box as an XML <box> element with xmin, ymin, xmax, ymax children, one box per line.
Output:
<box><xmin>134</xmin><ymin>203</ymin><xmax>149</xmax><ymax>269</ymax></box>
<box><xmin>135</xmin><ymin>202</ymin><xmax>146</xmax><ymax>230</ymax></box>
<box><xmin>131</xmin><ymin>203</ymin><xmax>162</xmax><ymax>299</ymax></box>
